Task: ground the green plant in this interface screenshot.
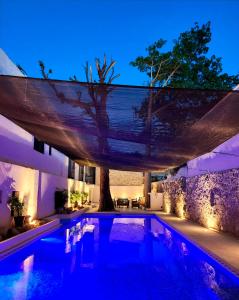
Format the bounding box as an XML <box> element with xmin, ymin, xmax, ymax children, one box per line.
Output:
<box><xmin>8</xmin><ymin>195</ymin><xmax>24</xmax><ymax>217</ymax></box>
<box><xmin>81</xmin><ymin>191</ymin><xmax>88</xmax><ymax>204</ymax></box>
<box><xmin>70</xmin><ymin>191</ymin><xmax>89</xmax><ymax>207</ymax></box>
<box><xmin>70</xmin><ymin>191</ymin><xmax>81</xmax><ymax>207</ymax></box>
<box><xmin>130</xmin><ymin>22</ymin><xmax>239</xmax><ymax>89</ymax></box>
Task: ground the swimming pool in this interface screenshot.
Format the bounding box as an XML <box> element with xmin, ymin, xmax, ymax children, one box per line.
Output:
<box><xmin>0</xmin><ymin>214</ymin><xmax>239</xmax><ymax>300</ymax></box>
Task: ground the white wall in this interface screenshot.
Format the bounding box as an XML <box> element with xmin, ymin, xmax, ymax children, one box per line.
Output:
<box><xmin>110</xmin><ymin>185</ymin><xmax>144</xmax><ymax>199</ymax></box>
<box><xmin>174</xmin><ymin>132</ymin><xmax>239</xmax><ymax>179</ymax></box>
<box><xmin>0</xmin><ymin>160</ymin><xmax>91</xmax><ymax>228</ymax></box>
<box><xmin>0</xmin><ymin>115</ymin><xmax>69</xmax><ymax>177</ymax></box>
<box><xmin>90</xmin><ymin>185</ymin><xmax>144</xmax><ymax>206</ymax></box>
<box><xmin>0</xmin><ymin>48</ymin><xmax>69</xmax><ymax>177</ymax></box>
<box><xmin>37</xmin><ymin>172</ymin><xmax>67</xmax><ymax>219</ymax></box>
<box><xmin>0</xmin><ymin>48</ymin><xmax>23</xmax><ymax>76</ymax></box>
<box><xmin>0</xmin><ymin>161</ymin><xmax>38</xmax><ymax>228</ymax></box>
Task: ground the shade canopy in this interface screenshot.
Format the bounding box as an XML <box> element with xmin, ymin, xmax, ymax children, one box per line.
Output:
<box><xmin>0</xmin><ymin>75</ymin><xmax>239</xmax><ymax>172</ymax></box>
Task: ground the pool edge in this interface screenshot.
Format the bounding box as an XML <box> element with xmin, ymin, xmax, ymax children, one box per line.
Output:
<box><xmin>0</xmin><ymin>219</ymin><xmax>61</xmax><ymax>261</ymax></box>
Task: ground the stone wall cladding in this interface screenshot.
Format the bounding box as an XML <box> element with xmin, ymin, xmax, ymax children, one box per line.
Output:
<box><xmin>109</xmin><ymin>170</ymin><xmax>143</xmax><ymax>186</ymax></box>
<box><xmin>163</xmin><ymin>168</ymin><xmax>239</xmax><ymax>236</ymax></box>
<box><xmin>163</xmin><ymin>178</ymin><xmax>186</xmax><ymax>218</ymax></box>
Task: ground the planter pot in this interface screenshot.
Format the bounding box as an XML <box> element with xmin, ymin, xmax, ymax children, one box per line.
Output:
<box><xmin>14</xmin><ymin>216</ymin><xmax>25</xmax><ymax>227</ymax></box>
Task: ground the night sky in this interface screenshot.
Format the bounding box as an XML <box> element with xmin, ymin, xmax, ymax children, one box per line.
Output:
<box><xmin>1</xmin><ymin>0</ymin><xmax>238</xmax><ymax>85</ymax></box>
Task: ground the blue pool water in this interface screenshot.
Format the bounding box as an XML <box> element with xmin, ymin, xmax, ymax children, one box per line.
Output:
<box><xmin>0</xmin><ymin>214</ymin><xmax>239</xmax><ymax>300</ymax></box>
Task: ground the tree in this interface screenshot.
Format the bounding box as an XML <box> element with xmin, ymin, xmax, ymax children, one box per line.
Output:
<box><xmin>38</xmin><ymin>56</ymin><xmax>119</xmax><ymax>211</ymax></box>
<box><xmin>130</xmin><ymin>22</ymin><xmax>239</xmax><ymax>90</ymax></box>
<box><xmin>130</xmin><ymin>22</ymin><xmax>239</xmax><ymax>206</ymax></box>
<box><xmin>82</xmin><ymin>56</ymin><xmax>120</xmax><ymax>211</ymax></box>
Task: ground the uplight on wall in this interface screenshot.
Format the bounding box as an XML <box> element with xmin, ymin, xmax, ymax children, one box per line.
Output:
<box><xmin>176</xmin><ymin>194</ymin><xmax>186</xmax><ymax>219</ymax></box>
<box><xmin>164</xmin><ymin>192</ymin><xmax>171</xmax><ymax>213</ymax></box>
<box><xmin>201</xmin><ymin>204</ymin><xmax>220</xmax><ymax>231</ymax></box>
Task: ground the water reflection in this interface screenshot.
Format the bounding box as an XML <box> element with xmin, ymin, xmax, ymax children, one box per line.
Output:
<box><xmin>0</xmin><ymin>216</ymin><xmax>239</xmax><ymax>300</ymax></box>
<box><xmin>12</xmin><ymin>255</ymin><xmax>34</xmax><ymax>300</ymax></box>
<box><xmin>110</xmin><ymin>217</ymin><xmax>144</xmax><ymax>243</ymax></box>
<box><xmin>65</xmin><ymin>219</ymin><xmax>96</xmax><ymax>254</ymax></box>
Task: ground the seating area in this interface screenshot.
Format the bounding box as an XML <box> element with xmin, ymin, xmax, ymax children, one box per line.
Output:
<box><xmin>115</xmin><ymin>198</ymin><xmax>129</xmax><ymax>208</ymax></box>
<box><xmin>131</xmin><ymin>199</ymin><xmax>140</xmax><ymax>208</ymax></box>
<box><xmin>114</xmin><ymin>198</ymin><xmax>144</xmax><ymax>209</ymax></box>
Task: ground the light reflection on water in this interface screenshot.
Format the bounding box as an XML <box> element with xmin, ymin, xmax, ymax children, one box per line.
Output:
<box><xmin>0</xmin><ymin>215</ymin><xmax>239</xmax><ymax>300</ymax></box>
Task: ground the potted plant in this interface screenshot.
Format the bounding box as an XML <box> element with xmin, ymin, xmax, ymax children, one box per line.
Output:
<box><xmin>80</xmin><ymin>191</ymin><xmax>89</xmax><ymax>205</ymax></box>
<box><xmin>8</xmin><ymin>194</ymin><xmax>25</xmax><ymax>227</ymax></box>
<box><xmin>70</xmin><ymin>191</ymin><xmax>81</xmax><ymax>209</ymax></box>
<box><xmin>55</xmin><ymin>189</ymin><xmax>68</xmax><ymax>214</ymax></box>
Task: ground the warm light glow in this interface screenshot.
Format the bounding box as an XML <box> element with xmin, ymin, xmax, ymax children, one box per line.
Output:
<box><xmin>67</xmin><ymin>179</ymin><xmax>74</xmax><ymax>207</ymax></box>
<box><xmin>201</xmin><ymin>203</ymin><xmax>220</xmax><ymax>231</ymax></box>
<box><xmin>176</xmin><ymin>194</ymin><xmax>186</xmax><ymax>219</ymax></box>
<box><xmin>17</xmin><ymin>170</ymin><xmax>39</xmax><ymax>222</ymax></box>
<box><xmin>113</xmin><ymin>218</ymin><xmax>144</xmax><ymax>226</ymax></box>
<box><xmin>110</xmin><ymin>186</ymin><xmax>143</xmax><ymax>201</ymax></box>
<box><xmin>13</xmin><ymin>255</ymin><xmax>35</xmax><ymax>300</ymax></box>
<box><xmin>207</xmin><ymin>216</ymin><xmax>220</xmax><ymax>231</ymax></box>
<box><xmin>23</xmin><ymin>255</ymin><xmax>34</xmax><ymax>272</ymax></box>
<box><xmin>29</xmin><ymin>219</ymin><xmax>38</xmax><ymax>226</ymax></box>
<box><xmin>67</xmin><ymin>180</ymin><xmax>89</xmax><ymax>207</ymax></box>
<box><xmin>164</xmin><ymin>192</ymin><xmax>171</xmax><ymax>213</ymax></box>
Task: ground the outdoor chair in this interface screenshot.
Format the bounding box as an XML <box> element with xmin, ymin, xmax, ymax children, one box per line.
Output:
<box><xmin>116</xmin><ymin>198</ymin><xmax>129</xmax><ymax>208</ymax></box>
<box><xmin>131</xmin><ymin>199</ymin><xmax>140</xmax><ymax>208</ymax></box>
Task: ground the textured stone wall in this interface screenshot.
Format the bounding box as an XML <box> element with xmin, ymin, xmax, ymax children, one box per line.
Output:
<box><xmin>109</xmin><ymin>170</ymin><xmax>143</xmax><ymax>186</ymax></box>
<box><xmin>163</xmin><ymin>168</ymin><xmax>239</xmax><ymax>236</ymax></box>
<box><xmin>163</xmin><ymin>178</ymin><xmax>186</xmax><ymax>219</ymax></box>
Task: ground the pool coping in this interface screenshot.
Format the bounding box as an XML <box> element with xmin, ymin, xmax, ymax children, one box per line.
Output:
<box><xmin>0</xmin><ymin>219</ymin><xmax>60</xmax><ymax>260</ymax></box>
<box><xmin>47</xmin><ymin>207</ymin><xmax>89</xmax><ymax>221</ymax></box>
<box><xmin>153</xmin><ymin>213</ymin><xmax>239</xmax><ymax>280</ymax></box>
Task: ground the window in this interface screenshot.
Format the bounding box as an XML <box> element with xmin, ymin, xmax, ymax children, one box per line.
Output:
<box><xmin>79</xmin><ymin>165</ymin><xmax>84</xmax><ymax>181</ymax></box>
<box><xmin>34</xmin><ymin>137</ymin><xmax>44</xmax><ymax>154</ymax></box>
<box><xmin>68</xmin><ymin>159</ymin><xmax>75</xmax><ymax>179</ymax></box>
<box><xmin>85</xmin><ymin>167</ymin><xmax>96</xmax><ymax>184</ymax></box>
<box><xmin>151</xmin><ymin>172</ymin><xmax>167</xmax><ymax>182</ymax></box>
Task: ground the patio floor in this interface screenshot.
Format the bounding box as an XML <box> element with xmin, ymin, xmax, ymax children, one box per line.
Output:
<box><xmin>156</xmin><ymin>211</ymin><xmax>239</xmax><ymax>276</ymax></box>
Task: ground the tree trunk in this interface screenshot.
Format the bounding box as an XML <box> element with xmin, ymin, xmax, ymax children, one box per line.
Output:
<box><xmin>98</xmin><ymin>167</ymin><xmax>115</xmax><ymax>211</ymax></box>
<box><xmin>144</xmin><ymin>88</ymin><xmax>153</xmax><ymax>209</ymax></box>
<box><xmin>144</xmin><ymin>171</ymin><xmax>151</xmax><ymax>208</ymax></box>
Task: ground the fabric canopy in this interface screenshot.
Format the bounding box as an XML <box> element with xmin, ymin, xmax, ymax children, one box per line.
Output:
<box><xmin>0</xmin><ymin>75</ymin><xmax>239</xmax><ymax>172</ymax></box>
